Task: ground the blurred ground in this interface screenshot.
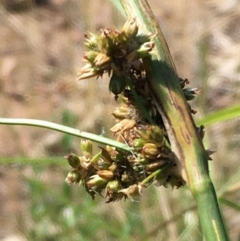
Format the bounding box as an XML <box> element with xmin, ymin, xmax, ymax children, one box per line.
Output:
<box><xmin>0</xmin><ymin>0</ymin><xmax>240</xmax><ymax>240</ymax></box>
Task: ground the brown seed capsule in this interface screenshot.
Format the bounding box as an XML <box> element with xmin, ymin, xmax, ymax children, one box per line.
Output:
<box><xmin>110</xmin><ymin>119</ymin><xmax>136</xmax><ymax>133</ymax></box>
<box><xmin>97</xmin><ymin>170</ymin><xmax>114</xmax><ymax>180</ymax></box>
<box><xmin>145</xmin><ymin>159</ymin><xmax>169</xmax><ymax>172</ymax></box>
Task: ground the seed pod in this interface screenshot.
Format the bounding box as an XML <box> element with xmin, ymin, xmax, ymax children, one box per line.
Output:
<box><xmin>132</xmin><ymin>138</ymin><xmax>147</xmax><ymax>148</ymax></box>
<box><xmin>112</xmin><ymin>109</ymin><xmax>127</xmax><ymax>120</ymax></box>
<box><xmin>118</xmin><ymin>95</ymin><xmax>130</xmax><ymax>105</ymax></box>
<box><xmin>136</xmin><ymin>41</ymin><xmax>155</xmax><ymax>58</ymax></box>
<box><xmin>65</xmin><ymin>170</ymin><xmax>81</xmax><ymax>184</ymax></box>
<box><xmin>94</xmin><ymin>53</ymin><xmax>111</xmax><ymax>68</ymax></box>
<box><xmin>97</xmin><ymin>170</ymin><xmax>114</xmax><ymax>180</ymax></box>
<box><xmin>106</xmin><ymin>180</ymin><xmax>121</xmax><ymax>193</ymax></box>
<box><xmin>65</xmin><ymin>153</ymin><xmax>80</xmax><ymax>168</ymax></box>
<box><xmin>143</xmin><ymin>143</ymin><xmax>159</xmax><ymax>158</ymax></box>
<box><xmin>136</xmin><ymin>33</ymin><xmax>153</xmax><ymax>45</ymax></box>
<box><xmin>87</xmin><ymin>175</ymin><xmax>108</xmax><ymax>188</ymax></box>
<box><xmin>137</xmin><ymin>156</ymin><xmax>152</xmax><ymax>165</ymax></box>
<box><xmin>136</xmin><ymin>129</ymin><xmax>150</xmax><ymax>142</ymax></box>
<box><xmin>147</xmin><ymin>125</ymin><xmax>164</xmax><ymax>144</ymax></box>
<box><xmin>105</xmin><ymin>145</ymin><xmax>120</xmax><ymax>162</ymax></box>
<box><xmin>112</xmin><ymin>106</ymin><xmax>130</xmax><ymax>120</ymax></box>
<box><xmin>101</xmin><ymin>148</ymin><xmax>113</xmax><ymax>165</ymax></box>
<box><xmin>89</xmin><ymin>151</ymin><xmax>102</xmax><ymax>165</ymax></box>
<box><xmin>108</xmin><ymin>162</ymin><xmax>117</xmax><ymax>173</ymax></box>
<box><xmin>99</xmin><ymin>34</ymin><xmax>112</xmax><ymax>54</ymax></box>
<box><xmin>96</xmin><ymin>158</ymin><xmax>110</xmax><ymax>170</ymax></box>
<box><xmin>80</xmin><ymin>139</ymin><xmax>92</xmax><ymax>155</ymax></box>
<box><xmin>79</xmin><ymin>156</ymin><xmax>90</xmax><ymax>169</ymax></box>
<box><xmin>145</xmin><ymin>159</ymin><xmax>169</xmax><ymax>172</ymax></box>
<box><xmin>122</xmin><ymin>18</ymin><xmax>138</xmax><ymax>39</ymax></box>
<box><xmin>84</xmin><ymin>33</ymin><xmax>101</xmax><ymax>50</ymax></box>
<box><xmin>84</xmin><ymin>51</ymin><xmax>99</xmax><ymax>64</ymax></box>
<box><xmin>109</xmin><ymin>73</ymin><xmax>126</xmax><ymax>95</ymax></box>
<box><xmin>110</xmin><ymin>119</ymin><xmax>136</xmax><ymax>133</ymax></box>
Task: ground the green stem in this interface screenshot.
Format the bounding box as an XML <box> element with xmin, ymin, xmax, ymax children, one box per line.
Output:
<box><xmin>140</xmin><ymin>162</ymin><xmax>172</xmax><ymax>186</ymax></box>
<box><xmin>0</xmin><ymin>118</ymin><xmax>132</xmax><ymax>152</ymax></box>
<box><xmin>119</xmin><ymin>0</ymin><xmax>229</xmax><ymax>240</ymax></box>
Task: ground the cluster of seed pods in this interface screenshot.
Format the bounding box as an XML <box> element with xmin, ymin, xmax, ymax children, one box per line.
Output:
<box><xmin>65</xmin><ymin>19</ymin><xmax>199</xmax><ymax>202</ymax></box>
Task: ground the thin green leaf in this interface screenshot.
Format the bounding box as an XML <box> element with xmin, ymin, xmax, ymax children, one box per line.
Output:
<box><xmin>219</xmin><ymin>198</ymin><xmax>240</xmax><ymax>212</ymax></box>
<box><xmin>0</xmin><ymin>118</ymin><xmax>132</xmax><ymax>152</ymax></box>
<box><xmin>197</xmin><ymin>105</ymin><xmax>240</xmax><ymax>126</ymax></box>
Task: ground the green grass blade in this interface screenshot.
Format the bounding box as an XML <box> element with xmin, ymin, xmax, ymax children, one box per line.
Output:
<box><xmin>197</xmin><ymin>105</ymin><xmax>240</xmax><ymax>126</ymax></box>
<box><xmin>0</xmin><ymin>118</ymin><xmax>132</xmax><ymax>152</ymax></box>
<box><xmin>219</xmin><ymin>197</ymin><xmax>240</xmax><ymax>212</ymax></box>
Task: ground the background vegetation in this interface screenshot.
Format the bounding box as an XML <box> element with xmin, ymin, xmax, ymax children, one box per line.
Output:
<box><xmin>0</xmin><ymin>0</ymin><xmax>239</xmax><ymax>240</ymax></box>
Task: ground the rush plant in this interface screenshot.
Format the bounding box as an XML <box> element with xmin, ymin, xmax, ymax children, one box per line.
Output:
<box><xmin>0</xmin><ymin>0</ymin><xmax>233</xmax><ymax>240</ymax></box>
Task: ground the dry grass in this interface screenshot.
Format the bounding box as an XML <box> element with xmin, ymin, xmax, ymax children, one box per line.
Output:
<box><xmin>0</xmin><ymin>0</ymin><xmax>240</xmax><ymax>240</ymax></box>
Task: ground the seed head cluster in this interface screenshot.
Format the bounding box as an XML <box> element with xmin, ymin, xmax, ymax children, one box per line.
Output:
<box><xmin>65</xmin><ymin>18</ymin><xmax>200</xmax><ymax>202</ymax></box>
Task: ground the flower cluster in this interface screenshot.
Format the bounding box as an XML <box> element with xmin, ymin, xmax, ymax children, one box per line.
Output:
<box><xmin>65</xmin><ymin>134</ymin><xmax>180</xmax><ymax>203</ymax></box>
<box><xmin>65</xmin><ymin>19</ymin><xmax>201</xmax><ymax>202</ymax></box>
<box><xmin>78</xmin><ymin>18</ymin><xmax>155</xmax><ymax>95</ymax></box>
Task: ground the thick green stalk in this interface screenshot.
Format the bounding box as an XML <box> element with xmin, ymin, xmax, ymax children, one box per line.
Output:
<box><xmin>119</xmin><ymin>0</ymin><xmax>229</xmax><ymax>240</ymax></box>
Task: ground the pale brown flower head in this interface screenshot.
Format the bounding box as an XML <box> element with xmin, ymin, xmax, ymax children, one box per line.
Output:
<box><xmin>77</xmin><ymin>18</ymin><xmax>155</xmax><ymax>98</ymax></box>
